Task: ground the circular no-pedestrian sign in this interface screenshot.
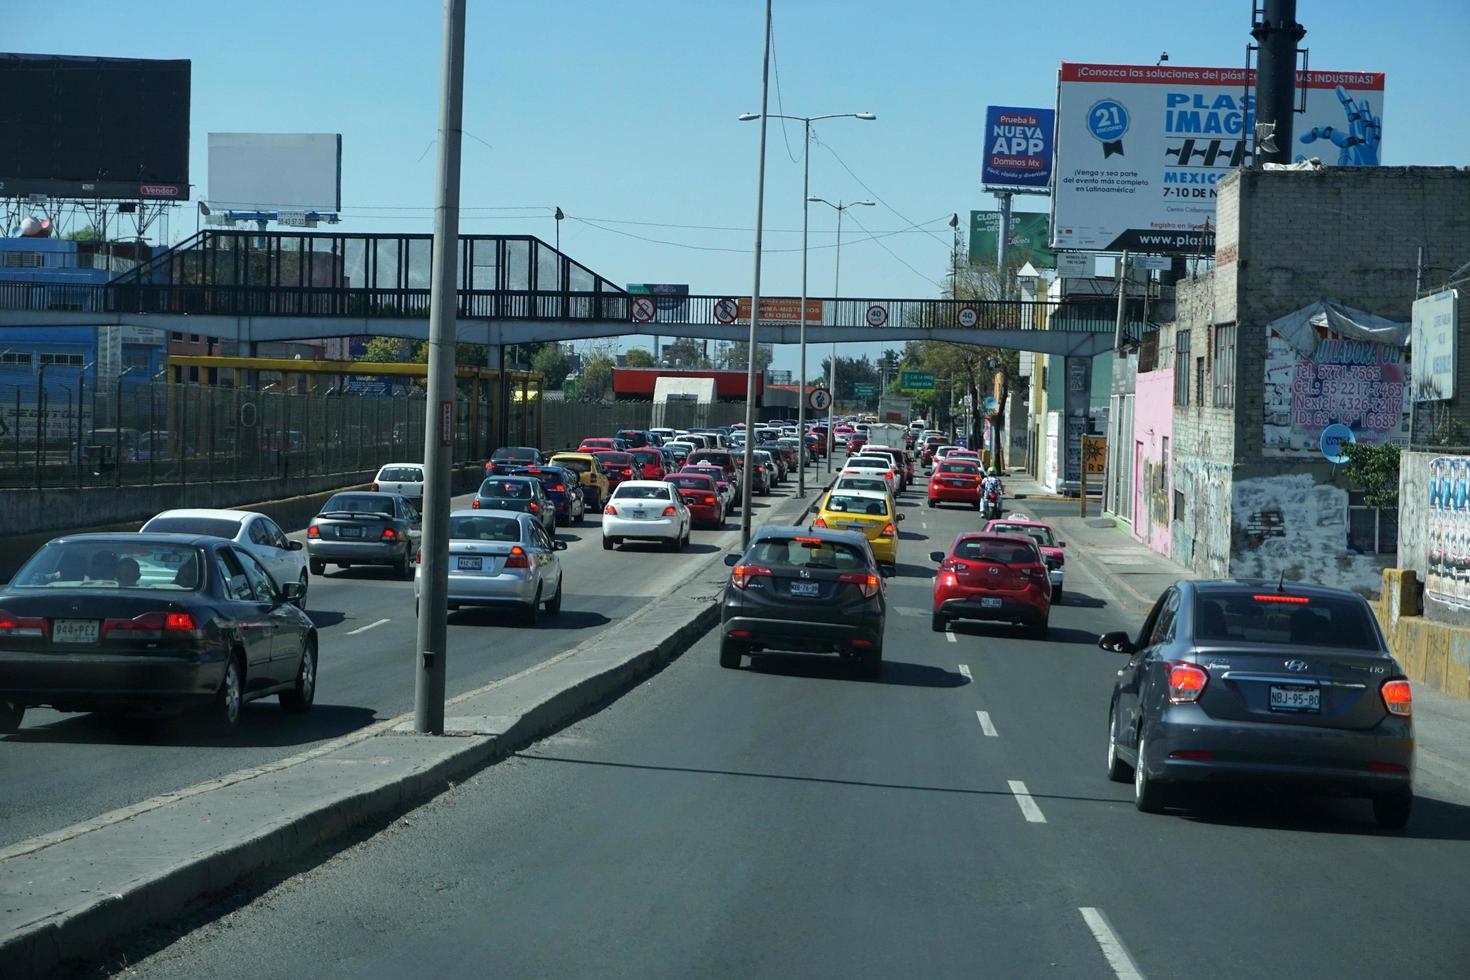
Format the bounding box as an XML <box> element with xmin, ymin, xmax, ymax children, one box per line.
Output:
<box><xmin>865</xmin><ymin>304</ymin><xmax>888</xmax><ymax>327</ymax></box>
<box><xmin>631</xmin><ymin>296</ymin><xmax>657</xmax><ymax>323</ymax></box>
<box><xmin>808</xmin><ymin>387</ymin><xmax>833</xmax><ymax>411</ymax></box>
<box><xmin>713</xmin><ymin>297</ymin><xmax>739</xmax><ymax>324</ymax></box>
<box><xmin>958</xmin><ymin>306</ymin><xmax>978</xmax><ymax>328</ymax></box>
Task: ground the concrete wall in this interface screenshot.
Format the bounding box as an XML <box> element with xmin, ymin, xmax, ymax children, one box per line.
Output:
<box><xmin>1172</xmin><ymin>458</ymin><xmax>1230</xmax><ymax>577</ymax></box>
<box><xmin>1377</xmin><ymin>569</ymin><xmax>1470</xmax><ymax>702</ymax></box>
<box><xmin>1229</xmin><ymin>473</ymin><xmax>1391</xmax><ymax>595</ymax></box>
<box><xmin>1396</xmin><ymin>450</ymin><xmax>1470</xmax><ymax>627</ymax></box>
<box><xmin>1131</xmin><ymin>367</ymin><xmax>1174</xmax><ymax>557</ymax></box>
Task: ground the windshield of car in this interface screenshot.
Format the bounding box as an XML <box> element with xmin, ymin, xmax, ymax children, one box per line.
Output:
<box><xmin>550</xmin><ymin>456</ymin><xmax>590</xmax><ymax>475</ymax></box>
<box><xmin>747</xmin><ymin>537</ymin><xmax>867</xmax><ymax>570</ymax></box>
<box><xmin>991</xmin><ymin>523</ymin><xmax>1056</xmax><ymax>547</ymax></box>
<box><xmin>479</xmin><ymin>479</ymin><xmax>533</xmax><ymax>499</ymax></box>
<box><xmin>13</xmin><ymin>540</ymin><xmax>206</xmax><ymax>591</ymax></box>
<box><xmin>323</xmin><ymin>494</ymin><xmax>395</xmax><ymax>515</ymax></box>
<box><xmin>140</xmin><ymin>516</ymin><xmax>242</xmax><ymax>539</ymax></box>
<box><xmin>955</xmin><ymin>539</ymin><xmax>1038</xmax><ymax>564</ymax></box>
<box><xmin>448</xmin><ymin>515</ymin><xmax>522</xmax><ymax>542</ymax></box>
<box><xmin>613</xmin><ymin>484</ymin><xmax>672</xmax><ymax>500</ymax></box>
<box><xmin>938</xmin><ymin>462</ymin><xmax>981</xmax><ymax>475</ymax></box>
<box><xmin>1194</xmin><ymin>592</ymin><xmax>1381</xmax><ymax>650</ymax></box>
<box><xmin>493</xmin><ymin>448</ymin><xmax>538</xmax><ymax>461</ymax></box>
<box><xmin>377</xmin><ymin>467</ymin><xmax>423</xmax><ymax>482</ymax></box>
<box><xmin>824</xmin><ymin>494</ymin><xmax>890</xmax><ymax>517</ymax></box>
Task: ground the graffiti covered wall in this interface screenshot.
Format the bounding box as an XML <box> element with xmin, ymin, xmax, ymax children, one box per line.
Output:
<box><xmin>1230</xmin><ymin>473</ymin><xmax>1391</xmax><ymax>596</ymax></box>
<box><xmin>1173</xmin><ymin>458</ymin><xmax>1230</xmax><ymax>578</ymax></box>
<box><xmin>1263</xmin><ymin>324</ymin><xmax>1411</xmax><ymax>457</ymax></box>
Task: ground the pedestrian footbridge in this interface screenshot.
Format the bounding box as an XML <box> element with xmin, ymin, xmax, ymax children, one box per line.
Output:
<box><xmin>0</xmin><ymin>230</ymin><xmax>1151</xmax><ymax>357</ymax></box>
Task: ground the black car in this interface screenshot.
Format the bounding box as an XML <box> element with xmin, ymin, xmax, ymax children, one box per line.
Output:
<box><xmin>1100</xmin><ymin>579</ymin><xmax>1415</xmax><ymax>828</ymax></box>
<box><xmin>720</xmin><ymin>526</ymin><xmax>886</xmax><ymax>679</ymax></box>
<box><xmin>0</xmin><ymin>533</ymin><xmax>317</xmax><ymax>732</ymax></box>
<box><xmin>473</xmin><ymin>475</ymin><xmax>556</xmax><ymax>539</ymax></box>
<box><xmin>307</xmin><ymin>492</ymin><xmax>421</xmax><ymax>578</ymax></box>
<box><xmin>487</xmin><ymin>446</ymin><xmax>544</xmax><ymax>476</ymax></box>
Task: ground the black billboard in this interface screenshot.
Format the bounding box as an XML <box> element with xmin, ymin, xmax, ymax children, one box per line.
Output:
<box><xmin>0</xmin><ymin>54</ymin><xmax>191</xmax><ymax>200</ymax></box>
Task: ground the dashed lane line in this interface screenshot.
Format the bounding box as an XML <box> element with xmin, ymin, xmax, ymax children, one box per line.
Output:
<box><xmin>958</xmin><ymin>663</ymin><xmax>972</xmax><ymax>682</ymax></box>
<box><xmin>1007</xmin><ymin>779</ymin><xmax>1046</xmax><ymax>823</ymax></box>
<box><xmin>975</xmin><ymin>710</ymin><xmax>997</xmax><ymax>736</ymax></box>
<box><xmin>1079</xmin><ymin>907</ymin><xmax>1145</xmax><ymax>979</ymax></box>
<box><xmin>345</xmin><ymin>618</ymin><xmax>391</xmax><ymax>636</ymax></box>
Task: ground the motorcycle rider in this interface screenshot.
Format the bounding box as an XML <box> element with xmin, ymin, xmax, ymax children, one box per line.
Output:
<box><xmin>980</xmin><ymin>468</ymin><xmax>1005</xmax><ymax>518</ymax></box>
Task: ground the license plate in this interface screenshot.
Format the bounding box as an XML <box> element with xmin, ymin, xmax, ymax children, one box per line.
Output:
<box><xmin>339</xmin><ymin>526</ymin><xmax>363</xmax><ymax>538</ymax></box>
<box><xmin>981</xmin><ymin>597</ymin><xmax>1003</xmax><ymax>609</ymax></box>
<box><xmin>53</xmin><ymin>619</ymin><xmax>99</xmax><ymax>644</ymax></box>
<box><xmin>790</xmin><ymin>581</ymin><xmax>820</xmax><ymax>597</ymax></box>
<box><xmin>1270</xmin><ymin>684</ymin><xmax>1320</xmax><ymax>712</ymax></box>
<box><xmin>456</xmin><ymin>556</ymin><xmax>483</xmax><ymax>571</ymax></box>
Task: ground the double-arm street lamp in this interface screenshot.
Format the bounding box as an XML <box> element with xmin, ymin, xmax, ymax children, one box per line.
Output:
<box><xmin>738</xmin><ymin>110</ymin><xmax>874</xmax><ymax>497</ymax></box>
<box><xmin>807</xmin><ymin>196</ymin><xmax>874</xmax><ymax>472</ymax></box>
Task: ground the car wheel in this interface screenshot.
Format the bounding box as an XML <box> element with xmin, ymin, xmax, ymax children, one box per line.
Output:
<box><xmin>294</xmin><ymin>572</ymin><xmax>309</xmax><ymax>608</ymax></box>
<box><xmin>1372</xmin><ymin>791</ymin><xmax>1413</xmax><ymax>830</ymax></box>
<box><xmin>524</xmin><ymin>585</ymin><xmax>542</xmax><ymax>626</ymax></box>
<box><xmin>860</xmin><ymin>645</ymin><xmax>883</xmax><ymax>681</ymax></box>
<box><xmin>931</xmin><ymin>612</ymin><xmax>947</xmax><ymax>633</ymax></box>
<box><xmin>602</xmin><ymin>536</ymin><xmax>614</xmax><ymax>551</ymax></box>
<box><xmin>927</xmin><ymin>498</ymin><xmax>936</xmax><ymax>508</ymax></box>
<box><xmin>309</xmin><ymin>558</ymin><xmax>326</xmax><ymax>576</ymax></box>
<box><xmin>1106</xmin><ymin>705</ymin><xmax>1132</xmax><ymax>782</ymax></box>
<box><xmin>211</xmin><ymin>655</ymin><xmax>245</xmax><ymax>733</ymax></box>
<box><xmin>1052</xmin><ymin>585</ymin><xmax>1063</xmax><ymax>604</ymax></box>
<box><xmin>545</xmin><ymin>574</ymin><xmax>563</xmax><ymax>615</ymax></box>
<box><xmin>1134</xmin><ymin>734</ymin><xmax>1168</xmax><ymax>813</ymax></box>
<box><xmin>279</xmin><ymin>637</ymin><xmax>317</xmax><ymax>713</ymax></box>
<box><xmin>719</xmin><ymin>638</ymin><xmax>744</xmax><ymax>669</ymax></box>
<box><xmin>399</xmin><ymin>548</ymin><xmax>415</xmax><ymax>580</ymax></box>
<box><xmin>0</xmin><ymin>699</ymin><xmax>24</xmax><ymax>734</ymax></box>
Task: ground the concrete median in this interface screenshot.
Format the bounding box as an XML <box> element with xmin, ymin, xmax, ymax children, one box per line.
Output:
<box><xmin>0</xmin><ymin>477</ymin><xmax>828</xmax><ymax>978</ymax></box>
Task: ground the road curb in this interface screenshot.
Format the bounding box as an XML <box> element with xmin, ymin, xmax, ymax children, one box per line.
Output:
<box><xmin>1</xmin><ymin>473</ymin><xmax>827</xmax><ymax>980</ymax></box>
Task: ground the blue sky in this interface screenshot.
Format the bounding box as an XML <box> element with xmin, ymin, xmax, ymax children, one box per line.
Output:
<box><xmin>9</xmin><ymin>0</ymin><xmax>1465</xmax><ymax>371</ymax></box>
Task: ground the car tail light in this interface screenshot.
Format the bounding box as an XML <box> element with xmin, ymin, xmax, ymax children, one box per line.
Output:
<box><xmin>882</xmin><ymin>522</ymin><xmax>896</xmax><ymax>537</ymax></box>
<box><xmin>102</xmin><ymin>611</ymin><xmax>197</xmax><ymax>640</ymax></box>
<box><xmin>605</xmin><ymin>504</ymin><xmax>618</xmax><ymax>515</ymax></box>
<box><xmin>415</xmin><ymin>549</ymin><xmax>422</xmax><ymax>564</ymax></box>
<box><xmin>728</xmin><ymin>629</ymin><xmax>752</xmax><ymax>639</ymax></box>
<box><xmin>1169</xmin><ymin>750</ymin><xmax>1215</xmax><ymax>761</ymax></box>
<box><xmin>838</xmin><ymin>571</ymin><xmax>881</xmax><ymax>598</ymax></box>
<box><xmin>1251</xmin><ymin>593</ymin><xmax>1310</xmax><ymax>604</ymax></box>
<box><xmin>662</xmin><ymin>506</ymin><xmax>677</xmax><ymax>516</ymax></box>
<box><xmin>529</xmin><ymin>502</ymin><xmax>540</xmax><ymax>512</ymax></box>
<box><xmin>1381</xmin><ymin>678</ymin><xmax>1413</xmax><ymax>717</ymax></box>
<box><xmin>0</xmin><ymin>610</ymin><xmax>46</xmax><ymax>638</ymax></box>
<box><xmin>731</xmin><ymin>563</ymin><xmax>773</xmax><ymax>590</ymax></box>
<box><xmin>505</xmin><ymin>545</ymin><xmax>530</xmax><ymax>569</ymax></box>
<box><xmin>371</xmin><ymin>482</ymin><xmax>379</xmax><ymax>492</ymax></box>
<box><xmin>471</xmin><ymin>499</ymin><xmax>481</xmax><ymax>508</ymax></box>
<box><xmin>941</xmin><ymin>558</ymin><xmax>970</xmax><ymax>573</ymax></box>
<box><xmin>307</xmin><ymin>524</ymin><xmax>320</xmax><ymax>538</ymax></box>
<box><xmin>622</xmin><ymin>468</ymin><xmax>633</xmax><ymax>476</ymax></box>
<box><xmin>381</xmin><ymin>528</ymin><xmax>398</xmax><ymax>541</ymax></box>
<box><xmin>553</xmin><ymin>484</ymin><xmax>566</xmax><ymax>492</ymax></box>
<box><xmin>703</xmin><ymin>495</ymin><xmax>717</xmax><ymax>505</ymax></box>
<box><xmin>1167</xmin><ymin>662</ymin><xmax>1209</xmax><ymax>703</ymax></box>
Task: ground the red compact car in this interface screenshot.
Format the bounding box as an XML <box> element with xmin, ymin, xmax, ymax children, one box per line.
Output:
<box><xmin>630</xmin><ymin>447</ymin><xmax>666</xmax><ymax>481</ymax></box>
<box><xmin>578</xmin><ymin>437</ymin><xmax>622</xmax><ymax>453</ymax></box>
<box><xmin>930</xmin><ymin>532</ymin><xmax>1051</xmax><ymax>637</ymax></box>
<box><xmin>985</xmin><ymin>515</ymin><xmax>1066</xmax><ymax>602</ymax></box>
<box><xmin>592</xmin><ymin>450</ymin><xmax>637</xmax><ymax>492</ymax></box>
<box><xmin>667</xmin><ymin>471</ymin><xmax>724</xmax><ymax>528</ymax></box>
<box><xmin>928</xmin><ymin>459</ymin><xmax>983</xmax><ymax>509</ymax></box>
<box><xmin>845</xmin><ymin>432</ymin><xmax>868</xmax><ymax>454</ymax></box>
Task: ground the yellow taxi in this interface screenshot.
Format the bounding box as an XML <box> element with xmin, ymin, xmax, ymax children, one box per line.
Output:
<box><xmin>812</xmin><ymin>487</ymin><xmax>902</xmax><ymax>567</ymax></box>
<box><xmin>548</xmin><ymin>452</ymin><xmax>611</xmax><ymax>510</ymax></box>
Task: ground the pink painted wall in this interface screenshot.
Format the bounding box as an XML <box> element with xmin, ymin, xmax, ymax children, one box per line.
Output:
<box><xmin>1131</xmin><ymin>368</ymin><xmax>1174</xmax><ymax>557</ymax></box>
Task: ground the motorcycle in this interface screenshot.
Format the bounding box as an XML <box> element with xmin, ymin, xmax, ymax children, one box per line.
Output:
<box><xmin>981</xmin><ymin>489</ymin><xmax>1002</xmax><ymax>520</ymax></box>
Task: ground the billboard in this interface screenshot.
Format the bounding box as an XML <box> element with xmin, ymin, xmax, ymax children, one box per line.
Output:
<box><xmin>1412</xmin><ymin>290</ymin><xmax>1459</xmax><ymax>402</ymax></box>
<box><xmin>207</xmin><ymin>133</ymin><xmax>343</xmax><ymax>212</ymax></box>
<box><xmin>969</xmin><ymin>211</ymin><xmax>1054</xmax><ymax>268</ymax></box>
<box><xmin>626</xmin><ymin>283</ymin><xmax>689</xmax><ymax>323</ymax></box>
<box><xmin>981</xmin><ymin>106</ymin><xmax>1055</xmax><ymax>191</ymax></box>
<box><xmin>0</xmin><ymin>54</ymin><xmax>190</xmax><ymax>200</ymax></box>
<box><xmin>1051</xmin><ymin>63</ymin><xmax>1385</xmax><ymax>253</ymax></box>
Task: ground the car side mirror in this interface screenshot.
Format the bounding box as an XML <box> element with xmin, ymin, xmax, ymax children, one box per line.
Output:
<box><xmin>1059</xmin><ymin>542</ymin><xmax>1066</xmax><ymax>548</ymax></box>
<box><xmin>1098</xmin><ymin>630</ymin><xmax>1135</xmax><ymax>654</ymax></box>
<box><xmin>553</xmin><ymin>539</ymin><xmax>568</xmax><ymax>551</ymax></box>
<box><xmin>929</xmin><ymin>550</ymin><xmax>945</xmax><ymax>562</ymax></box>
<box><xmin>723</xmin><ymin>553</ymin><xmax>740</xmax><ymax>567</ymax></box>
<box><xmin>896</xmin><ymin>513</ymin><xmax>905</xmax><ymax>522</ymax></box>
<box><xmin>280</xmin><ymin>581</ymin><xmax>303</xmax><ymax>602</ymax></box>
<box><xmin>288</xmin><ymin>540</ymin><xmax>304</xmax><ymax>551</ymax></box>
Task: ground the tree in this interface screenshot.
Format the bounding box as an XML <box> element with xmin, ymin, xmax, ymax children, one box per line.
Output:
<box><xmin>662</xmin><ymin>337</ymin><xmax>710</xmax><ymax>369</ymax></box>
<box><xmin>817</xmin><ymin>354</ymin><xmax>879</xmax><ymax>401</ymax></box>
<box><xmin>623</xmin><ymin>348</ymin><xmax>656</xmax><ymax>368</ymax></box>
<box><xmin>576</xmin><ymin>354</ymin><xmax>615</xmax><ymax>401</ymax></box>
<box><xmin>720</xmin><ymin>342</ymin><xmax>773</xmax><ymax>373</ymax></box>
<box><xmin>362</xmin><ymin>337</ymin><xmax>415</xmax><ymax>362</ymax></box>
<box><xmin>531</xmin><ymin>344</ymin><xmax>571</xmax><ymax>390</ymax></box>
<box><xmin>1342</xmin><ymin>443</ymin><xmax>1400</xmax><ymax>508</ymax></box>
<box><xmin>64</xmin><ymin>226</ymin><xmax>101</xmax><ymax>242</ymax></box>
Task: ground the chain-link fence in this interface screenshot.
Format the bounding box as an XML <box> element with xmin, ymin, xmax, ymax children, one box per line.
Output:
<box><xmin>540</xmin><ymin>400</ymin><xmax>749</xmax><ymax>452</ymax></box>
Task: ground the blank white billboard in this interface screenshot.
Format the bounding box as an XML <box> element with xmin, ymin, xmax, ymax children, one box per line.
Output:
<box><xmin>207</xmin><ymin>133</ymin><xmax>342</xmax><ymax>211</ymax></box>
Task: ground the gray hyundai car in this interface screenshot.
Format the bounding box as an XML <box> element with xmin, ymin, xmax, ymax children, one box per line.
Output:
<box><xmin>1100</xmin><ymin>579</ymin><xmax>1414</xmax><ymax>829</ymax></box>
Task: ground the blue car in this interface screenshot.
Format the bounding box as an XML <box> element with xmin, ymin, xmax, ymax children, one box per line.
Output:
<box><xmin>506</xmin><ymin>465</ymin><xmax>586</xmax><ymax>527</ymax></box>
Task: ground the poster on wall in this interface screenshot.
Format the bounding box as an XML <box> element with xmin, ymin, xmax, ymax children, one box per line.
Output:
<box><xmin>1262</xmin><ymin>301</ymin><xmax>1411</xmax><ymax>457</ymax></box>
<box><xmin>1051</xmin><ymin>63</ymin><xmax>1385</xmax><ymax>253</ymax></box>
<box><xmin>1426</xmin><ymin>456</ymin><xmax>1470</xmax><ymax>603</ymax></box>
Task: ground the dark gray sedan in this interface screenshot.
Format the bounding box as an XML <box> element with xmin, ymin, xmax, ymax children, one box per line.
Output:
<box><xmin>1101</xmin><ymin>579</ymin><xmax>1414</xmax><ymax>828</ymax></box>
<box><xmin>307</xmin><ymin>492</ymin><xmax>421</xmax><ymax>579</ymax></box>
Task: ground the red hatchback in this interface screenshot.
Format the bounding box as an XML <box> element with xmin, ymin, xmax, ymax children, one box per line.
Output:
<box><xmin>630</xmin><ymin>447</ymin><xmax>666</xmax><ymax>481</ymax></box>
<box><xmin>592</xmin><ymin>450</ymin><xmax>637</xmax><ymax>492</ymax></box>
<box><xmin>928</xmin><ymin>459</ymin><xmax>983</xmax><ymax>509</ymax></box>
<box><xmin>578</xmin><ymin>437</ymin><xmax>624</xmax><ymax>453</ymax></box>
<box><xmin>930</xmin><ymin>533</ymin><xmax>1051</xmax><ymax>637</ymax></box>
<box><xmin>667</xmin><ymin>471</ymin><xmax>724</xmax><ymax>527</ymax></box>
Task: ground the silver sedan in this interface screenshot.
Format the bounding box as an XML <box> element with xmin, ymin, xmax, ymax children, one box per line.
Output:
<box><xmin>414</xmin><ymin>509</ymin><xmax>566</xmax><ymax>625</ymax></box>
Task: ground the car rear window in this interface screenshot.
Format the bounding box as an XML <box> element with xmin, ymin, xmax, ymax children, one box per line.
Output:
<box><xmin>669</xmin><ymin>475</ymin><xmax>715</xmax><ymax>491</ymax></box>
<box><xmin>825</xmin><ymin>494</ymin><xmax>889</xmax><ymax>516</ymax></box>
<box><xmin>614</xmin><ymin>484</ymin><xmax>672</xmax><ymax>500</ymax></box>
<box><xmin>595</xmin><ymin>452</ymin><xmax>634</xmax><ymax>465</ymax></box>
<box><xmin>748</xmin><ymin>537</ymin><xmax>867</xmax><ymax>570</ymax></box>
<box><xmin>836</xmin><ymin>478</ymin><xmax>886</xmax><ymax>494</ymax></box>
<box><xmin>448</xmin><ymin>515</ymin><xmax>522</xmax><ymax>542</ymax></box>
<box><xmin>954</xmin><ymin>539</ymin><xmax>1038</xmax><ymax>563</ymax></box>
<box><xmin>378</xmin><ymin>466</ymin><xmax>423</xmax><ymax>482</ymax></box>
<box><xmin>991</xmin><ymin>523</ymin><xmax>1055</xmax><ymax>547</ymax></box>
<box><xmin>551</xmin><ymin>456</ymin><xmax>590</xmax><ymax>475</ymax></box>
<box><xmin>1194</xmin><ymin>592</ymin><xmax>1381</xmax><ymax>650</ymax></box>
<box><xmin>493</xmin><ymin>447</ymin><xmax>538</xmax><ymax>461</ymax></box>
<box><xmin>323</xmin><ymin>494</ymin><xmax>395</xmax><ymax>515</ymax></box>
<box><xmin>14</xmin><ymin>540</ymin><xmax>206</xmax><ymax>591</ymax></box>
<box><xmin>631</xmin><ymin>449</ymin><xmax>661</xmax><ymax>465</ymax></box>
<box><xmin>938</xmin><ymin>462</ymin><xmax>981</xmax><ymax>475</ymax></box>
<box><xmin>480</xmin><ymin>480</ymin><xmax>533</xmax><ymax>499</ymax></box>
<box><xmin>141</xmin><ymin>516</ymin><xmax>242</xmax><ymax>539</ymax></box>
<box><xmin>690</xmin><ymin>451</ymin><xmax>732</xmax><ymax>467</ymax></box>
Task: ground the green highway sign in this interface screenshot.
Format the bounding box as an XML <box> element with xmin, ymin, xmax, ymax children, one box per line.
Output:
<box><xmin>898</xmin><ymin>370</ymin><xmax>935</xmax><ymax>391</ymax></box>
<box><xmin>853</xmin><ymin>383</ymin><xmax>877</xmax><ymax>396</ymax></box>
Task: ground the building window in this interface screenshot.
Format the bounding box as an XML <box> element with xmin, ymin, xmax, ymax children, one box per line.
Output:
<box><xmin>1173</xmin><ymin>489</ymin><xmax>1184</xmax><ymax>521</ymax></box>
<box><xmin>1174</xmin><ymin>331</ymin><xmax>1190</xmax><ymax>405</ymax></box>
<box><xmin>1348</xmin><ymin>491</ymin><xmax>1398</xmax><ymax>554</ymax></box>
<box><xmin>189</xmin><ymin>334</ymin><xmax>200</xmax><ymax>343</ymax></box>
<box><xmin>38</xmin><ymin>352</ymin><xmax>85</xmax><ymax>366</ymax></box>
<box><xmin>170</xmin><ymin>331</ymin><xmax>183</xmax><ymax>340</ymax></box>
<box><xmin>0</xmin><ymin>352</ymin><xmax>32</xmax><ymax>366</ymax></box>
<box><xmin>1212</xmin><ymin>323</ymin><xmax>1236</xmax><ymax>408</ymax></box>
<box><xmin>1195</xmin><ymin>356</ymin><xmax>1205</xmax><ymax>409</ymax></box>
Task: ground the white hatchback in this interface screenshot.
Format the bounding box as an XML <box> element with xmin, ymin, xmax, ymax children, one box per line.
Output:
<box><xmin>140</xmin><ymin>508</ymin><xmax>310</xmax><ymax>604</ymax></box>
<box><xmin>373</xmin><ymin>462</ymin><xmax>425</xmax><ymax>506</ymax></box>
<box><xmin>602</xmin><ymin>480</ymin><xmax>692</xmax><ymax>552</ymax></box>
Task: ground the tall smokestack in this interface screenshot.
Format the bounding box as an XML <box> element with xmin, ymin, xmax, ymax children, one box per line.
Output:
<box><xmin>1251</xmin><ymin>0</ymin><xmax>1306</xmax><ymax>165</ymax></box>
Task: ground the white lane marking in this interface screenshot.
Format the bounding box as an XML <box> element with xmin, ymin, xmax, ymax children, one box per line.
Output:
<box><xmin>945</xmin><ymin>631</ymin><xmax>957</xmax><ymax>644</ymax></box>
<box><xmin>975</xmin><ymin>710</ymin><xmax>997</xmax><ymax>736</ymax></box>
<box><xmin>346</xmin><ymin>618</ymin><xmax>391</xmax><ymax>636</ymax></box>
<box><xmin>921</xmin><ymin>520</ymin><xmax>928</xmax><ymax>528</ymax></box>
<box><xmin>958</xmin><ymin>663</ymin><xmax>972</xmax><ymax>681</ymax></box>
<box><xmin>1007</xmin><ymin>779</ymin><xmax>1046</xmax><ymax>823</ymax></box>
<box><xmin>1079</xmin><ymin>907</ymin><xmax>1145</xmax><ymax>979</ymax></box>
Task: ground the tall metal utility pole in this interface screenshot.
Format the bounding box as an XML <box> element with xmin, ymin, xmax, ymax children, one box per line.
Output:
<box><xmin>996</xmin><ymin>191</ymin><xmax>1013</xmax><ymax>271</ymax></box>
<box><xmin>1112</xmin><ymin>250</ymin><xmax>1130</xmax><ymax>352</ymax></box>
<box><xmin>738</xmin><ymin>0</ymin><xmax>773</xmax><ymax>552</ymax></box>
<box><xmin>1251</xmin><ymin>0</ymin><xmax>1305</xmax><ymax>166</ymax></box>
<box><xmin>414</xmin><ymin>0</ymin><xmax>467</xmax><ymax>735</ymax></box>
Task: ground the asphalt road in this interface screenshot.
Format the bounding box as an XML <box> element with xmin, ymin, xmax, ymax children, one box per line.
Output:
<box><xmin>0</xmin><ymin>476</ymin><xmax>807</xmax><ymax>849</ymax></box>
<box><xmin>107</xmin><ymin>490</ymin><xmax>1470</xmax><ymax>979</ymax></box>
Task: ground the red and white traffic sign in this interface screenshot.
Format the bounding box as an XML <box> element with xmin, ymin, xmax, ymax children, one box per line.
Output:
<box><xmin>957</xmin><ymin>305</ymin><xmax>978</xmax><ymax>328</ymax></box>
<box><xmin>807</xmin><ymin>387</ymin><xmax>833</xmax><ymax>411</ymax></box>
<box><xmin>865</xmin><ymin>304</ymin><xmax>888</xmax><ymax>327</ymax></box>
<box><xmin>631</xmin><ymin>296</ymin><xmax>657</xmax><ymax>323</ymax></box>
<box><xmin>713</xmin><ymin>297</ymin><xmax>739</xmax><ymax>324</ymax></box>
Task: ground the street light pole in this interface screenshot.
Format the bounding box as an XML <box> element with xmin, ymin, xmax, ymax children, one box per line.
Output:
<box><xmin>738</xmin><ymin>0</ymin><xmax>773</xmax><ymax>552</ymax></box>
<box><xmin>414</xmin><ymin>0</ymin><xmax>467</xmax><ymax>735</ymax></box>
<box><xmin>808</xmin><ymin>197</ymin><xmax>874</xmax><ymax>474</ymax></box>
